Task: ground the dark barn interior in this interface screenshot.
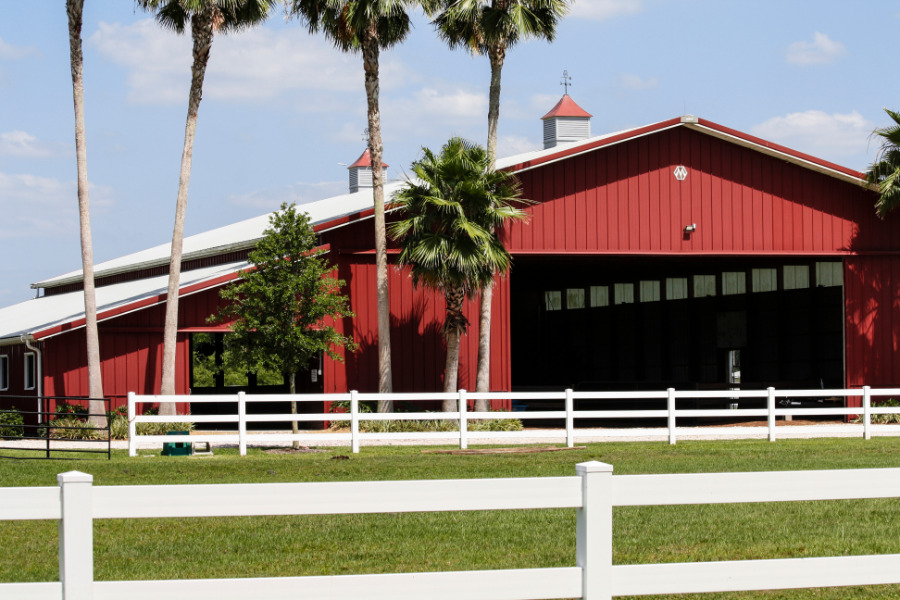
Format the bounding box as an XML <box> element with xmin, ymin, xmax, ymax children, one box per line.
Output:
<box><xmin>510</xmin><ymin>256</ymin><xmax>844</xmax><ymax>399</ymax></box>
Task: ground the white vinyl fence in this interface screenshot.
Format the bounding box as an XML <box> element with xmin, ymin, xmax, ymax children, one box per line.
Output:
<box><xmin>128</xmin><ymin>387</ymin><xmax>900</xmax><ymax>455</ymax></box>
<box><xmin>3</xmin><ymin>463</ymin><xmax>900</xmax><ymax>599</ymax></box>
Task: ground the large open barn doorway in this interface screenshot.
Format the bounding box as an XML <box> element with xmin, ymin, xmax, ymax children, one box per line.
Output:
<box><xmin>510</xmin><ymin>256</ymin><xmax>844</xmax><ymax>394</ymax></box>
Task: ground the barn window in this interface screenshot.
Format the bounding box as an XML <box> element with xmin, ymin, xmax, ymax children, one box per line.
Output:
<box><xmin>784</xmin><ymin>265</ymin><xmax>810</xmax><ymax>290</ymax></box>
<box><xmin>545</xmin><ymin>291</ymin><xmax>562</xmax><ymax>311</ymax></box>
<box><xmin>640</xmin><ymin>281</ymin><xmax>660</xmax><ymax>302</ymax></box>
<box><xmin>752</xmin><ymin>268</ymin><xmax>777</xmax><ymax>293</ymax></box>
<box><xmin>0</xmin><ymin>355</ymin><xmax>8</xmax><ymax>391</ymax></box>
<box><xmin>24</xmin><ymin>352</ymin><xmax>36</xmax><ymax>391</ymax></box>
<box><xmin>567</xmin><ymin>288</ymin><xmax>585</xmax><ymax>309</ymax></box>
<box><xmin>614</xmin><ymin>283</ymin><xmax>634</xmax><ymax>305</ymax></box>
<box><xmin>722</xmin><ymin>272</ymin><xmax>746</xmax><ymax>295</ymax></box>
<box><xmin>590</xmin><ymin>286</ymin><xmax>609</xmax><ymax>307</ymax></box>
<box><xmin>693</xmin><ymin>275</ymin><xmax>716</xmax><ymax>298</ymax></box>
<box><xmin>666</xmin><ymin>278</ymin><xmax>688</xmax><ymax>300</ymax></box>
<box><xmin>816</xmin><ymin>262</ymin><xmax>842</xmax><ymax>287</ymax></box>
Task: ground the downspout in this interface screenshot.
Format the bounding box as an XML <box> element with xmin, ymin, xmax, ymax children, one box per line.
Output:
<box><xmin>20</xmin><ymin>335</ymin><xmax>43</xmax><ymax>423</ymax></box>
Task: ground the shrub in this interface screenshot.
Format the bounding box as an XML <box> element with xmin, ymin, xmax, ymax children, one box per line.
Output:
<box><xmin>327</xmin><ymin>404</ymin><xmax>523</xmax><ymax>433</ymax></box>
<box><xmin>853</xmin><ymin>397</ymin><xmax>900</xmax><ymax>424</ymax></box>
<box><xmin>134</xmin><ymin>408</ymin><xmax>194</xmax><ymax>436</ymax></box>
<box><xmin>50</xmin><ymin>416</ymin><xmax>104</xmax><ymax>440</ymax></box>
<box><xmin>0</xmin><ymin>407</ymin><xmax>24</xmax><ymax>439</ymax></box>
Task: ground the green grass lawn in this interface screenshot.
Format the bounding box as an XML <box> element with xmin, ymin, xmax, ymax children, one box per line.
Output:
<box><xmin>2</xmin><ymin>438</ymin><xmax>900</xmax><ymax>599</ymax></box>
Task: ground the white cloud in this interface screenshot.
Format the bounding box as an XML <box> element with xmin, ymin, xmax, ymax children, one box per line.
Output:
<box><xmin>0</xmin><ymin>172</ymin><xmax>115</xmax><ymax>240</ymax></box>
<box><xmin>570</xmin><ymin>0</ymin><xmax>642</xmax><ymax>21</ymax></box>
<box><xmin>786</xmin><ymin>32</ymin><xmax>846</xmax><ymax>66</ymax></box>
<box><xmin>384</xmin><ymin>87</ymin><xmax>488</xmax><ymax>135</ymax></box>
<box><xmin>226</xmin><ymin>180</ymin><xmax>348</xmax><ymax>210</ymax></box>
<box><xmin>751</xmin><ymin>110</ymin><xmax>873</xmax><ymax>161</ymax></box>
<box><xmin>0</xmin><ymin>131</ymin><xmax>68</xmax><ymax>158</ymax></box>
<box><xmin>89</xmin><ymin>19</ymin><xmax>365</xmax><ymax>105</ymax></box>
<box><xmin>0</xmin><ymin>36</ymin><xmax>39</xmax><ymax>60</ymax></box>
<box><xmin>498</xmin><ymin>135</ymin><xmax>539</xmax><ymax>157</ymax></box>
<box><xmin>620</xmin><ymin>73</ymin><xmax>658</xmax><ymax>91</ymax></box>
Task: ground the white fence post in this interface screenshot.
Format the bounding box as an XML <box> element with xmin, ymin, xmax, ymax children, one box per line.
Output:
<box><xmin>767</xmin><ymin>387</ymin><xmax>776</xmax><ymax>442</ymax></box>
<box><xmin>667</xmin><ymin>388</ymin><xmax>676</xmax><ymax>445</ymax></box>
<box><xmin>350</xmin><ymin>390</ymin><xmax>360</xmax><ymax>454</ymax></box>
<box><xmin>127</xmin><ymin>392</ymin><xmax>137</xmax><ymax>457</ymax></box>
<box><xmin>459</xmin><ymin>390</ymin><xmax>468</xmax><ymax>450</ymax></box>
<box><xmin>565</xmin><ymin>389</ymin><xmax>575</xmax><ymax>448</ymax></box>
<box><xmin>238</xmin><ymin>392</ymin><xmax>247</xmax><ymax>456</ymax></box>
<box><xmin>863</xmin><ymin>386</ymin><xmax>872</xmax><ymax>441</ymax></box>
<box><xmin>58</xmin><ymin>471</ymin><xmax>93</xmax><ymax>600</ymax></box>
<box><xmin>576</xmin><ymin>461</ymin><xmax>614</xmax><ymax>600</ymax></box>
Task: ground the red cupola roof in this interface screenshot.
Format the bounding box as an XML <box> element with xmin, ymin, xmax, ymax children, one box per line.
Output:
<box><xmin>348</xmin><ymin>148</ymin><xmax>389</xmax><ymax>169</ymax></box>
<box><xmin>541</xmin><ymin>94</ymin><xmax>592</xmax><ymax>120</ymax></box>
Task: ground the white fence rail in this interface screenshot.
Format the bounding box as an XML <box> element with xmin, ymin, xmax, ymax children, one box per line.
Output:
<box><xmin>3</xmin><ymin>464</ymin><xmax>900</xmax><ymax>599</ymax></box>
<box><xmin>128</xmin><ymin>387</ymin><xmax>900</xmax><ymax>455</ymax></box>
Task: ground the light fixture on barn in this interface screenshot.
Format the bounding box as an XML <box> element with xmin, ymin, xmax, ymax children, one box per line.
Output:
<box><xmin>684</xmin><ymin>223</ymin><xmax>697</xmax><ymax>234</ymax></box>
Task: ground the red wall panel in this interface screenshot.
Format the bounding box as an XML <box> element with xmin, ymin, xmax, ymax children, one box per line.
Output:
<box><xmin>505</xmin><ymin>128</ymin><xmax>887</xmax><ymax>256</ymax></box>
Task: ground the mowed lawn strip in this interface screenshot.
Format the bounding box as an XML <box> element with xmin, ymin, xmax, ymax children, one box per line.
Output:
<box><xmin>2</xmin><ymin>438</ymin><xmax>900</xmax><ymax>600</ymax></box>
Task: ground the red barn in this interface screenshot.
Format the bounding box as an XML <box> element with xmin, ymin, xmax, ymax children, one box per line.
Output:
<box><xmin>1</xmin><ymin>96</ymin><xmax>896</xmax><ymax>416</ymax></box>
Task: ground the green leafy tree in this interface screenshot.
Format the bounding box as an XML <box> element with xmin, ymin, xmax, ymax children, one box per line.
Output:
<box><xmin>431</xmin><ymin>0</ymin><xmax>568</xmax><ymax>401</ymax></box>
<box><xmin>390</xmin><ymin>137</ymin><xmax>527</xmax><ymax>409</ymax></box>
<box><xmin>67</xmin><ymin>0</ymin><xmax>105</xmax><ymax>426</ymax></box>
<box><xmin>289</xmin><ymin>0</ymin><xmax>416</xmax><ymax>409</ymax></box>
<box><xmin>866</xmin><ymin>108</ymin><xmax>900</xmax><ymax>218</ymax></box>
<box><xmin>136</xmin><ymin>0</ymin><xmax>277</xmax><ymax>413</ymax></box>
<box><xmin>212</xmin><ymin>203</ymin><xmax>357</xmax><ymax>445</ymax></box>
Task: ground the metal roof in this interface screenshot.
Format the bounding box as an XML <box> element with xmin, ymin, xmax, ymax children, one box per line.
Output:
<box><xmin>0</xmin><ymin>261</ymin><xmax>247</xmax><ymax>344</ymax></box>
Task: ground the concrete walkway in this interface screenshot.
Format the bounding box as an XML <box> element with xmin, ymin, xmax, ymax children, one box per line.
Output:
<box><xmin>0</xmin><ymin>421</ymin><xmax>884</xmax><ymax>453</ymax></box>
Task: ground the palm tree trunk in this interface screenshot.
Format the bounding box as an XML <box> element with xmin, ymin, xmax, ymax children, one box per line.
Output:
<box><xmin>474</xmin><ymin>282</ymin><xmax>492</xmax><ymax>410</ymax></box>
<box><xmin>159</xmin><ymin>13</ymin><xmax>214</xmax><ymax>411</ymax></box>
<box><xmin>442</xmin><ymin>285</ymin><xmax>467</xmax><ymax>409</ymax></box>
<box><xmin>475</xmin><ymin>45</ymin><xmax>507</xmax><ymax>408</ymax></box>
<box><xmin>485</xmin><ymin>43</ymin><xmax>505</xmax><ymax>166</ymax></box>
<box><xmin>67</xmin><ymin>0</ymin><xmax>106</xmax><ymax>427</ymax></box>
<box><xmin>362</xmin><ymin>31</ymin><xmax>394</xmax><ymax>410</ymax></box>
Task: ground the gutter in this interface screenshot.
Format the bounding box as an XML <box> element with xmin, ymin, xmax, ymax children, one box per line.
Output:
<box><xmin>20</xmin><ymin>334</ymin><xmax>43</xmax><ymax>423</ymax></box>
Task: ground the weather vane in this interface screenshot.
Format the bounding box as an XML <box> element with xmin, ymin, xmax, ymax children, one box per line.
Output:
<box><xmin>560</xmin><ymin>70</ymin><xmax>572</xmax><ymax>94</ymax></box>
<box><xmin>362</xmin><ymin>128</ymin><xmax>370</xmax><ymax>143</ymax></box>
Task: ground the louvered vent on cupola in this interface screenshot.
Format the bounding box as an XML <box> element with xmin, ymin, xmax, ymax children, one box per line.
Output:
<box><xmin>348</xmin><ymin>148</ymin><xmax>389</xmax><ymax>193</ymax></box>
<box><xmin>541</xmin><ymin>94</ymin><xmax>592</xmax><ymax>149</ymax></box>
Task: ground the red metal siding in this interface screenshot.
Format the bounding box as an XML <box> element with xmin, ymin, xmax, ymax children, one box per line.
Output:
<box><xmin>321</xmin><ymin>248</ymin><xmax>511</xmax><ymax>397</ymax></box>
<box><xmin>845</xmin><ymin>256</ymin><xmax>900</xmax><ymax>397</ymax></box>
<box><xmin>506</xmin><ymin>128</ymin><xmax>887</xmax><ymax>256</ymax></box>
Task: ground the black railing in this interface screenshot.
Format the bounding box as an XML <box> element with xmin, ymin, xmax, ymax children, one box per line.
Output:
<box><xmin>0</xmin><ymin>396</ymin><xmax>112</xmax><ymax>460</ymax></box>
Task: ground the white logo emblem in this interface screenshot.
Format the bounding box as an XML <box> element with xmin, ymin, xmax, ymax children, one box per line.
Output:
<box><xmin>673</xmin><ymin>165</ymin><xmax>688</xmax><ymax>181</ymax></box>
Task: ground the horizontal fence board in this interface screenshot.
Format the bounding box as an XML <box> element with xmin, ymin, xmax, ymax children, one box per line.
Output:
<box><xmin>134</xmin><ymin>415</ymin><xmax>238</xmax><ymax>424</ymax></box>
<box><xmin>92</xmin><ymin>477</ymin><xmax>582</xmax><ymax>519</ymax></box>
<box><xmin>613</xmin><ymin>468</ymin><xmax>900</xmax><ymax>506</ymax></box>
<box><xmin>612</xmin><ymin>554</ymin><xmax>900</xmax><ymax>595</ymax></box>
<box><xmin>0</xmin><ymin>582</ymin><xmax>61</xmax><ymax>599</ymax></box>
<box><xmin>243</xmin><ymin>433</ymin><xmax>350</xmax><ymax>442</ymax></box>
<box><xmin>354</xmin><ymin>392</ymin><xmax>461</xmax><ymax>402</ymax></box>
<box><xmin>133</xmin><ymin>434</ymin><xmax>241</xmax><ymax>444</ymax></box>
<box><xmin>0</xmin><ymin>487</ymin><xmax>59</xmax><ymax>520</ymax></box>
<box><xmin>93</xmin><ymin>567</ymin><xmax>582</xmax><ymax>600</ymax></box>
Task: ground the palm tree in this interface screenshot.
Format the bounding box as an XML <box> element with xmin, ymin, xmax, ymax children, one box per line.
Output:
<box><xmin>431</xmin><ymin>0</ymin><xmax>569</xmax><ymax>405</ymax></box>
<box><xmin>289</xmin><ymin>0</ymin><xmax>415</xmax><ymax>409</ymax></box>
<box><xmin>390</xmin><ymin>137</ymin><xmax>526</xmax><ymax>410</ymax></box>
<box><xmin>67</xmin><ymin>0</ymin><xmax>105</xmax><ymax>426</ymax></box>
<box><xmin>136</xmin><ymin>0</ymin><xmax>276</xmax><ymax>411</ymax></box>
<box><xmin>866</xmin><ymin>108</ymin><xmax>900</xmax><ymax>218</ymax></box>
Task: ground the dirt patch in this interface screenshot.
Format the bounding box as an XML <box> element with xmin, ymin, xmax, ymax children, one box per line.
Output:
<box><xmin>422</xmin><ymin>445</ymin><xmax>586</xmax><ymax>455</ymax></box>
<box><xmin>262</xmin><ymin>446</ymin><xmax>330</xmax><ymax>454</ymax></box>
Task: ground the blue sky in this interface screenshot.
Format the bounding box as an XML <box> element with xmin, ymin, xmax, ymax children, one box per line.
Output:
<box><xmin>1</xmin><ymin>0</ymin><xmax>898</xmax><ymax>305</ymax></box>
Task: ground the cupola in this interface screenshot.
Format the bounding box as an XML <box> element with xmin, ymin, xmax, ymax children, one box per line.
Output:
<box><xmin>348</xmin><ymin>148</ymin><xmax>389</xmax><ymax>193</ymax></box>
<box><xmin>541</xmin><ymin>94</ymin><xmax>592</xmax><ymax>149</ymax></box>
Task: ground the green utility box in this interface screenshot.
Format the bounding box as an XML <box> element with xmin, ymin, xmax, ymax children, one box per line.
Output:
<box><xmin>161</xmin><ymin>431</ymin><xmax>192</xmax><ymax>456</ymax></box>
